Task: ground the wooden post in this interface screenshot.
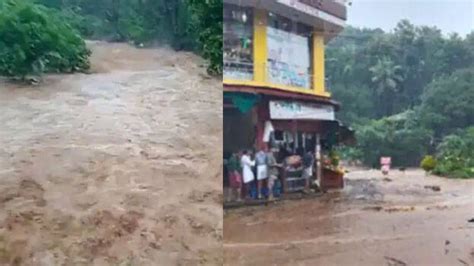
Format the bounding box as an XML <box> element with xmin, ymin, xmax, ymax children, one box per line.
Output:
<box><xmin>292</xmin><ymin>120</ymin><xmax>297</xmax><ymax>154</ymax></box>
<box><xmin>255</xmin><ymin>119</ymin><xmax>265</xmax><ymax>151</ymax></box>
<box><xmin>255</xmin><ymin>100</ymin><xmax>269</xmax><ymax>151</ymax></box>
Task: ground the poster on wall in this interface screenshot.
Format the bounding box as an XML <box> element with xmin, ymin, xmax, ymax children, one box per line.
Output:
<box><xmin>269</xmin><ymin>100</ymin><xmax>335</xmax><ymax>120</ymax></box>
<box><xmin>267</xmin><ymin>27</ymin><xmax>311</xmax><ymax>89</ymax></box>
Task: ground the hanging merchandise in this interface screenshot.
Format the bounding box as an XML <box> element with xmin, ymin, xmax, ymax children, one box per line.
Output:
<box><xmin>294</xmin><ymin>132</ymin><xmax>299</xmax><ymax>150</ymax></box>
<box><xmin>302</xmin><ymin>133</ymin><xmax>306</xmax><ymax>151</ymax></box>
<box><xmin>284</xmin><ymin>131</ymin><xmax>294</xmax><ymax>143</ymax></box>
<box><xmin>263</xmin><ymin>121</ymin><xmax>275</xmax><ymax>142</ymax></box>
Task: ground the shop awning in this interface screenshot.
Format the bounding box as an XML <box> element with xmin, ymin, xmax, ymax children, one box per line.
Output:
<box><xmin>224</xmin><ymin>92</ymin><xmax>261</xmax><ymax>113</ymax></box>
<box><xmin>224</xmin><ymin>85</ymin><xmax>340</xmax><ymax>110</ymax></box>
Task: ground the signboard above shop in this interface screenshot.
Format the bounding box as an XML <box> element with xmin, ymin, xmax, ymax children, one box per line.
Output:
<box><xmin>269</xmin><ymin>100</ymin><xmax>335</xmax><ymax>120</ymax></box>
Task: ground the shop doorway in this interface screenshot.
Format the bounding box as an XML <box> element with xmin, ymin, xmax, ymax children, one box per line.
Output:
<box><xmin>223</xmin><ymin>108</ymin><xmax>255</xmax><ymax>157</ymax></box>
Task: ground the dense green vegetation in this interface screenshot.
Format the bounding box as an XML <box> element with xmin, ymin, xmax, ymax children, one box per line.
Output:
<box><xmin>327</xmin><ymin>20</ymin><xmax>473</xmax><ymax>178</ymax></box>
<box><xmin>38</xmin><ymin>0</ymin><xmax>198</xmax><ymax>48</ymax></box>
<box><xmin>0</xmin><ymin>0</ymin><xmax>222</xmax><ymax>77</ymax></box>
<box><xmin>37</xmin><ymin>0</ymin><xmax>222</xmax><ymax>74</ymax></box>
<box><xmin>188</xmin><ymin>0</ymin><xmax>223</xmax><ymax>74</ymax></box>
<box><xmin>0</xmin><ymin>0</ymin><xmax>90</xmax><ymax>78</ymax></box>
<box><xmin>432</xmin><ymin>127</ymin><xmax>474</xmax><ymax>179</ymax></box>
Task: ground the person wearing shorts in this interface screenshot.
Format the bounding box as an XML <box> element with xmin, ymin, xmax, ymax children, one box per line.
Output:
<box><xmin>266</xmin><ymin>150</ymin><xmax>280</xmax><ymax>200</ymax></box>
<box><xmin>241</xmin><ymin>150</ymin><xmax>256</xmax><ymax>199</ymax></box>
<box><xmin>255</xmin><ymin>148</ymin><xmax>268</xmax><ymax>199</ymax></box>
<box><xmin>227</xmin><ymin>152</ymin><xmax>242</xmax><ymax>201</ymax></box>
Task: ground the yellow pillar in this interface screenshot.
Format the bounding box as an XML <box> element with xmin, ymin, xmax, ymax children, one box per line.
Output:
<box><xmin>253</xmin><ymin>9</ymin><xmax>267</xmax><ymax>83</ymax></box>
<box><xmin>312</xmin><ymin>33</ymin><xmax>326</xmax><ymax>95</ymax></box>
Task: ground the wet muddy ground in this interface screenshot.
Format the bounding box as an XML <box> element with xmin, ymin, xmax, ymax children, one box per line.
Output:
<box><xmin>0</xmin><ymin>41</ymin><xmax>223</xmax><ymax>265</ymax></box>
<box><xmin>224</xmin><ymin>169</ymin><xmax>474</xmax><ymax>266</ymax></box>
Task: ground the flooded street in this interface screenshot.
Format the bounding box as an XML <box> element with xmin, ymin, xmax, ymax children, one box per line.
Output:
<box><xmin>224</xmin><ymin>169</ymin><xmax>474</xmax><ymax>265</ymax></box>
<box><xmin>0</xmin><ymin>42</ymin><xmax>222</xmax><ymax>265</ymax></box>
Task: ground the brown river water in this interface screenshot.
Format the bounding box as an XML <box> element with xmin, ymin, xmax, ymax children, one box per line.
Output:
<box><xmin>0</xmin><ymin>41</ymin><xmax>223</xmax><ymax>265</ymax></box>
<box><xmin>224</xmin><ymin>169</ymin><xmax>474</xmax><ymax>266</ymax></box>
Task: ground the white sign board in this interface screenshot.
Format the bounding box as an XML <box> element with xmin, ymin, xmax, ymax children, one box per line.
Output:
<box><xmin>267</xmin><ymin>27</ymin><xmax>311</xmax><ymax>89</ymax></box>
<box><xmin>269</xmin><ymin>100</ymin><xmax>335</xmax><ymax>120</ymax></box>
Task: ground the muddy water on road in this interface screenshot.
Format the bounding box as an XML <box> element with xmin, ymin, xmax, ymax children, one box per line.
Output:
<box><xmin>224</xmin><ymin>169</ymin><xmax>474</xmax><ymax>266</ymax></box>
<box><xmin>0</xmin><ymin>41</ymin><xmax>223</xmax><ymax>265</ymax></box>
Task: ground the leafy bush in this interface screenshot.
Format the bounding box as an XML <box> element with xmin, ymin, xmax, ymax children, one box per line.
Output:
<box><xmin>355</xmin><ymin>112</ymin><xmax>431</xmax><ymax>167</ymax></box>
<box><xmin>188</xmin><ymin>0</ymin><xmax>222</xmax><ymax>74</ymax></box>
<box><xmin>420</xmin><ymin>155</ymin><xmax>437</xmax><ymax>172</ymax></box>
<box><xmin>329</xmin><ymin>150</ymin><xmax>340</xmax><ymax>167</ymax></box>
<box><xmin>433</xmin><ymin>127</ymin><xmax>474</xmax><ymax>178</ymax></box>
<box><xmin>0</xmin><ymin>0</ymin><xmax>90</xmax><ymax>78</ymax></box>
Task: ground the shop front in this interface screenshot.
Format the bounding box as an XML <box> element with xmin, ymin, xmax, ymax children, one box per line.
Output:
<box><xmin>224</xmin><ymin>88</ymin><xmax>354</xmax><ymax>197</ymax></box>
<box><xmin>223</xmin><ymin>0</ymin><xmax>349</xmax><ymax>203</ymax></box>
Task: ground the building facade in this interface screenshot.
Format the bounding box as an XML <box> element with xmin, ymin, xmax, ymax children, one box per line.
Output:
<box><xmin>223</xmin><ymin>0</ymin><xmax>351</xmax><ymax>192</ymax></box>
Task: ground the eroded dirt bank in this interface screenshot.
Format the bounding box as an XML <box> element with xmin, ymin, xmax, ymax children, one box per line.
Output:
<box><xmin>0</xmin><ymin>41</ymin><xmax>223</xmax><ymax>265</ymax></box>
<box><xmin>224</xmin><ymin>169</ymin><xmax>474</xmax><ymax>266</ymax></box>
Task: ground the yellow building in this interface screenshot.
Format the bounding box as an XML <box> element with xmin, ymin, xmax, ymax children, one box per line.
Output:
<box><xmin>223</xmin><ymin>0</ymin><xmax>352</xmax><ymax>193</ymax></box>
<box><xmin>223</xmin><ymin>0</ymin><xmax>347</xmax><ymax>97</ymax></box>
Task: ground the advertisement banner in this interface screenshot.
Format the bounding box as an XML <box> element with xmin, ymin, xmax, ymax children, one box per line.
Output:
<box><xmin>266</xmin><ymin>27</ymin><xmax>311</xmax><ymax>89</ymax></box>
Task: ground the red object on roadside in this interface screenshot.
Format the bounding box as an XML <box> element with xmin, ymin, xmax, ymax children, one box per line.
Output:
<box><xmin>321</xmin><ymin>168</ymin><xmax>344</xmax><ymax>190</ymax></box>
<box><xmin>380</xmin><ymin>157</ymin><xmax>391</xmax><ymax>175</ymax></box>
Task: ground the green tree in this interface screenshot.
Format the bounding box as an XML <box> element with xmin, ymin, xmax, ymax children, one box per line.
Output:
<box><xmin>188</xmin><ymin>0</ymin><xmax>222</xmax><ymax>74</ymax></box>
<box><xmin>37</xmin><ymin>0</ymin><xmax>198</xmax><ymax>49</ymax></box>
<box><xmin>433</xmin><ymin>127</ymin><xmax>474</xmax><ymax>178</ymax></box>
<box><xmin>369</xmin><ymin>57</ymin><xmax>404</xmax><ymax>116</ymax></box>
<box><xmin>355</xmin><ymin>112</ymin><xmax>431</xmax><ymax>167</ymax></box>
<box><xmin>0</xmin><ymin>0</ymin><xmax>90</xmax><ymax>79</ymax></box>
<box><xmin>418</xmin><ymin>68</ymin><xmax>474</xmax><ymax>138</ymax></box>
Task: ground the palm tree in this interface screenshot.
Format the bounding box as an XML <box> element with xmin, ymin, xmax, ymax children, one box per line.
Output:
<box><xmin>369</xmin><ymin>57</ymin><xmax>404</xmax><ymax>116</ymax></box>
<box><xmin>369</xmin><ymin>57</ymin><xmax>404</xmax><ymax>95</ymax></box>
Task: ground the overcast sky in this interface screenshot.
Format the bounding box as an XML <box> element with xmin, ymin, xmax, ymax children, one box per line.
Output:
<box><xmin>346</xmin><ymin>0</ymin><xmax>474</xmax><ymax>36</ymax></box>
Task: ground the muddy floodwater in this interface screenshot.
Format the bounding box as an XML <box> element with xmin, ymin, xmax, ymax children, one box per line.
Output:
<box><xmin>0</xmin><ymin>41</ymin><xmax>222</xmax><ymax>265</ymax></box>
<box><xmin>224</xmin><ymin>169</ymin><xmax>474</xmax><ymax>266</ymax></box>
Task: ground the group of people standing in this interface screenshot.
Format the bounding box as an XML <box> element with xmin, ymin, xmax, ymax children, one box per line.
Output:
<box><xmin>226</xmin><ymin>148</ymin><xmax>281</xmax><ymax>202</ymax></box>
<box><xmin>225</xmin><ymin>146</ymin><xmax>316</xmax><ymax>202</ymax></box>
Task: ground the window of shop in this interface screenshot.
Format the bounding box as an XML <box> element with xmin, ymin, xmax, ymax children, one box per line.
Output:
<box><xmin>223</xmin><ymin>4</ymin><xmax>254</xmax><ymax>80</ymax></box>
<box><xmin>267</xmin><ymin>13</ymin><xmax>312</xmax><ymax>89</ymax></box>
